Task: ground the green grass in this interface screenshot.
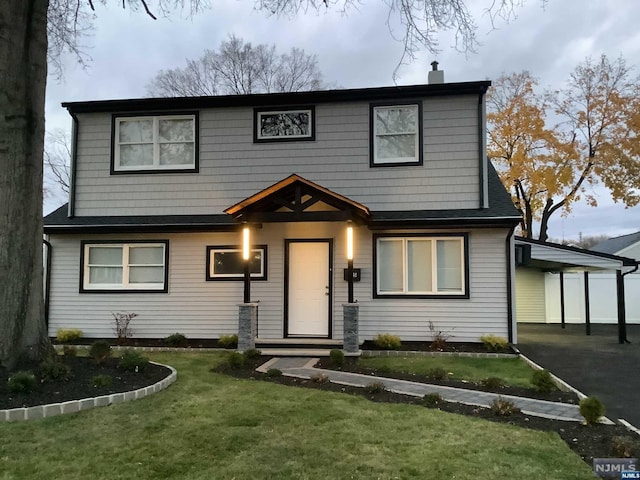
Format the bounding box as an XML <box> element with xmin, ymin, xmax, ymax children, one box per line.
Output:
<box><xmin>359</xmin><ymin>355</ymin><xmax>538</xmax><ymax>388</ymax></box>
<box><xmin>0</xmin><ymin>352</ymin><xmax>591</xmax><ymax>479</ymax></box>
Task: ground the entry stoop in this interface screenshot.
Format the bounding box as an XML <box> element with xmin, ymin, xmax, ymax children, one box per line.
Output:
<box><xmin>255</xmin><ymin>339</ymin><xmax>361</xmax><ymax>357</ymax></box>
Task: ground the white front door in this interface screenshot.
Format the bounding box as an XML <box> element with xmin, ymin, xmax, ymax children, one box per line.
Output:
<box><xmin>286</xmin><ymin>241</ymin><xmax>331</xmax><ymax>337</ymax></box>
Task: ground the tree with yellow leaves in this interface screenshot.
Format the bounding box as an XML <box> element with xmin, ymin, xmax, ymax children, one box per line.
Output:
<box><xmin>488</xmin><ymin>56</ymin><xmax>640</xmax><ymax>241</ymax></box>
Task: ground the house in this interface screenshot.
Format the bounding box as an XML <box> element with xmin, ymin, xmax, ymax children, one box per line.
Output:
<box><xmin>43</xmin><ymin>68</ymin><xmax>522</xmax><ymax>349</ymax></box>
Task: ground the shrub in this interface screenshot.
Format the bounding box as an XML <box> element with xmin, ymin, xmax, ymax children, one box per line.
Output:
<box><xmin>365</xmin><ymin>381</ymin><xmax>387</xmax><ymax>394</ymax></box>
<box><xmin>373</xmin><ymin>334</ymin><xmax>402</xmax><ymax>350</ymax></box>
<box><xmin>428</xmin><ymin>321</ymin><xmax>451</xmax><ymax>350</ymax></box>
<box><xmin>227</xmin><ymin>352</ymin><xmax>245</xmax><ymax>369</ymax></box>
<box><xmin>481</xmin><ymin>377</ymin><xmax>505</xmax><ymax>389</ymax></box>
<box><xmin>531</xmin><ymin>369</ymin><xmax>556</xmax><ymax>393</ymax></box>
<box><xmin>113</xmin><ymin>312</ymin><xmax>137</xmax><ymax>345</ymax></box>
<box><xmin>611</xmin><ymin>436</ymin><xmax>635</xmax><ymax>458</ymax></box>
<box><xmin>426</xmin><ymin>367</ymin><xmax>448</xmax><ymax>381</ymax></box>
<box><xmin>422</xmin><ymin>393</ymin><xmax>444</xmax><ymax>407</ymax></box>
<box><xmin>480</xmin><ymin>334</ymin><xmax>509</xmax><ymax>352</ymax></box>
<box><xmin>329</xmin><ymin>349</ymin><xmax>345</xmax><ymax>367</ymax></box>
<box><xmin>92</xmin><ymin>375</ymin><xmax>113</xmax><ymax>388</ymax></box>
<box><xmin>490</xmin><ymin>398</ymin><xmax>520</xmax><ymax>416</ymax></box>
<box><xmin>218</xmin><ymin>335</ymin><xmax>238</xmax><ymax>349</ymax></box>
<box><xmin>62</xmin><ymin>345</ymin><xmax>77</xmax><ymax>357</ymax></box>
<box><xmin>56</xmin><ymin>328</ymin><xmax>83</xmax><ymax>343</ymax></box>
<box><xmin>119</xmin><ymin>350</ymin><xmax>149</xmax><ymax>372</ymax></box>
<box><xmin>89</xmin><ymin>340</ymin><xmax>112</xmax><ymax>365</ymax></box>
<box><xmin>266</xmin><ymin>368</ymin><xmax>282</xmax><ymax>378</ymax></box>
<box><xmin>164</xmin><ymin>333</ymin><xmax>188</xmax><ymax>348</ymax></box>
<box><xmin>40</xmin><ymin>360</ymin><xmax>71</xmax><ymax>382</ymax></box>
<box><xmin>580</xmin><ymin>396</ymin><xmax>606</xmax><ymax>425</ymax></box>
<box><xmin>7</xmin><ymin>371</ymin><xmax>37</xmax><ymax>394</ymax></box>
<box><xmin>310</xmin><ymin>373</ymin><xmax>329</xmax><ymax>384</ymax></box>
<box><xmin>242</xmin><ymin>349</ymin><xmax>262</xmax><ymax>360</ymax></box>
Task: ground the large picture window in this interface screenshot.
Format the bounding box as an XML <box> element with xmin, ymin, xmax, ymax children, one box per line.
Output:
<box><xmin>112</xmin><ymin>113</ymin><xmax>197</xmax><ymax>173</ymax></box>
<box><xmin>374</xmin><ymin>235</ymin><xmax>467</xmax><ymax>297</ymax></box>
<box><xmin>81</xmin><ymin>241</ymin><xmax>169</xmax><ymax>292</ymax></box>
<box><xmin>206</xmin><ymin>245</ymin><xmax>268</xmax><ymax>281</ymax></box>
<box><xmin>370</xmin><ymin>103</ymin><xmax>422</xmax><ymax>166</ymax></box>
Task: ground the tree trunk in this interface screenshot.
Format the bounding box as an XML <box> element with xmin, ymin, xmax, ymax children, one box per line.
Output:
<box><xmin>0</xmin><ymin>0</ymin><xmax>52</xmax><ymax>369</ymax></box>
<box><xmin>538</xmin><ymin>212</ymin><xmax>550</xmax><ymax>242</ymax></box>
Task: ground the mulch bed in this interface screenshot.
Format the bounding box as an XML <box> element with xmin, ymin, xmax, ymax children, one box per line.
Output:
<box><xmin>0</xmin><ymin>355</ymin><xmax>171</xmax><ymax>410</ymax></box>
<box><xmin>361</xmin><ymin>340</ymin><xmax>514</xmax><ymax>354</ymax></box>
<box><xmin>316</xmin><ymin>357</ymin><xmax>578</xmax><ymax>403</ymax></box>
<box><xmin>216</xmin><ymin>356</ymin><xmax>640</xmax><ymax>468</ymax></box>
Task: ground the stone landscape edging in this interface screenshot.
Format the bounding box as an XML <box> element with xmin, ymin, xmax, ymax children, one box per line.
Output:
<box><xmin>361</xmin><ymin>349</ymin><xmax>517</xmax><ymax>359</ymax></box>
<box><xmin>1</xmin><ymin>361</ymin><xmax>176</xmax><ymax>422</ymax></box>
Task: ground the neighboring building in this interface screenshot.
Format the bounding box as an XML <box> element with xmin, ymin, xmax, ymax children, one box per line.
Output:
<box><xmin>44</xmin><ymin>70</ymin><xmax>522</xmax><ymax>345</ymax></box>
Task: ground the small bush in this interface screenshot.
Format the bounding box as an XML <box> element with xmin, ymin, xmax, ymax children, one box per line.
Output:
<box><xmin>426</xmin><ymin>367</ymin><xmax>448</xmax><ymax>381</ymax></box>
<box><xmin>329</xmin><ymin>349</ymin><xmax>345</xmax><ymax>367</ymax></box>
<box><xmin>62</xmin><ymin>345</ymin><xmax>77</xmax><ymax>357</ymax></box>
<box><xmin>611</xmin><ymin>436</ymin><xmax>635</xmax><ymax>458</ymax></box>
<box><xmin>310</xmin><ymin>373</ymin><xmax>329</xmax><ymax>384</ymax></box>
<box><xmin>113</xmin><ymin>312</ymin><xmax>137</xmax><ymax>345</ymax></box>
<box><xmin>580</xmin><ymin>396</ymin><xmax>606</xmax><ymax>425</ymax></box>
<box><xmin>365</xmin><ymin>381</ymin><xmax>387</xmax><ymax>394</ymax></box>
<box><xmin>164</xmin><ymin>333</ymin><xmax>188</xmax><ymax>348</ymax></box>
<box><xmin>266</xmin><ymin>368</ymin><xmax>282</xmax><ymax>378</ymax></box>
<box><xmin>480</xmin><ymin>334</ymin><xmax>509</xmax><ymax>352</ymax></box>
<box><xmin>373</xmin><ymin>334</ymin><xmax>402</xmax><ymax>350</ymax></box>
<box><xmin>377</xmin><ymin>365</ymin><xmax>392</xmax><ymax>375</ymax></box>
<box><xmin>428</xmin><ymin>321</ymin><xmax>451</xmax><ymax>350</ymax></box>
<box><xmin>481</xmin><ymin>377</ymin><xmax>505</xmax><ymax>389</ymax></box>
<box><xmin>56</xmin><ymin>328</ymin><xmax>83</xmax><ymax>343</ymax></box>
<box><xmin>227</xmin><ymin>352</ymin><xmax>245</xmax><ymax>369</ymax></box>
<box><xmin>422</xmin><ymin>393</ymin><xmax>444</xmax><ymax>407</ymax></box>
<box><xmin>119</xmin><ymin>350</ymin><xmax>149</xmax><ymax>372</ymax></box>
<box><xmin>40</xmin><ymin>360</ymin><xmax>71</xmax><ymax>382</ymax></box>
<box><xmin>7</xmin><ymin>371</ymin><xmax>37</xmax><ymax>394</ymax></box>
<box><xmin>89</xmin><ymin>340</ymin><xmax>112</xmax><ymax>365</ymax></box>
<box><xmin>242</xmin><ymin>349</ymin><xmax>262</xmax><ymax>360</ymax></box>
<box><xmin>531</xmin><ymin>369</ymin><xmax>556</xmax><ymax>393</ymax></box>
<box><xmin>491</xmin><ymin>398</ymin><xmax>520</xmax><ymax>416</ymax></box>
<box><xmin>218</xmin><ymin>335</ymin><xmax>238</xmax><ymax>349</ymax></box>
<box><xmin>92</xmin><ymin>375</ymin><xmax>113</xmax><ymax>388</ymax></box>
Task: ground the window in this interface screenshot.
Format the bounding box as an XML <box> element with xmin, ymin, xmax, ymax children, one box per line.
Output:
<box><xmin>254</xmin><ymin>107</ymin><xmax>315</xmax><ymax>142</ymax></box>
<box><xmin>370</xmin><ymin>103</ymin><xmax>422</xmax><ymax>166</ymax></box>
<box><xmin>374</xmin><ymin>235</ymin><xmax>467</xmax><ymax>297</ymax></box>
<box><xmin>81</xmin><ymin>241</ymin><xmax>169</xmax><ymax>292</ymax></box>
<box><xmin>206</xmin><ymin>245</ymin><xmax>268</xmax><ymax>281</ymax></box>
<box><xmin>112</xmin><ymin>113</ymin><xmax>197</xmax><ymax>173</ymax></box>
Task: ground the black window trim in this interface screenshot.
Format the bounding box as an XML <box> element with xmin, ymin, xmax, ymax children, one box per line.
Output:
<box><xmin>369</xmin><ymin>100</ymin><xmax>424</xmax><ymax>168</ymax></box>
<box><xmin>79</xmin><ymin>239</ymin><xmax>170</xmax><ymax>293</ymax></box>
<box><xmin>253</xmin><ymin>105</ymin><xmax>316</xmax><ymax>143</ymax></box>
<box><xmin>110</xmin><ymin>111</ymin><xmax>200</xmax><ymax>175</ymax></box>
<box><xmin>205</xmin><ymin>244</ymin><xmax>269</xmax><ymax>281</ymax></box>
<box><xmin>372</xmin><ymin>232</ymin><xmax>470</xmax><ymax>299</ymax></box>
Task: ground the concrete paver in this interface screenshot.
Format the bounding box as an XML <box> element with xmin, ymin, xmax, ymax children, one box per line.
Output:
<box><xmin>260</xmin><ymin>357</ymin><xmax>584</xmax><ymax>422</ymax></box>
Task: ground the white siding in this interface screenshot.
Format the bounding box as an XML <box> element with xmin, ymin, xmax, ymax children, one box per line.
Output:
<box><xmin>48</xmin><ymin>227</ymin><xmax>510</xmax><ymax>342</ymax></box>
<box><xmin>72</xmin><ymin>95</ymin><xmax>481</xmax><ymax>216</ymax></box>
<box><xmin>515</xmin><ymin>267</ymin><xmax>546</xmax><ymax>323</ymax></box>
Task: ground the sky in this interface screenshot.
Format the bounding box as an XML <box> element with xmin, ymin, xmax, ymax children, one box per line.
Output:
<box><xmin>44</xmin><ymin>0</ymin><xmax>640</xmax><ymax>241</ymax></box>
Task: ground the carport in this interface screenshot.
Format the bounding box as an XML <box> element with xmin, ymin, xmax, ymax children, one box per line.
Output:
<box><xmin>514</xmin><ymin>237</ymin><xmax>638</xmax><ymax>344</ymax></box>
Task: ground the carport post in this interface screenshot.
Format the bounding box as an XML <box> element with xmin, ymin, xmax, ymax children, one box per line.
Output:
<box><xmin>583</xmin><ymin>271</ymin><xmax>591</xmax><ymax>336</ymax></box>
<box><xmin>616</xmin><ymin>269</ymin><xmax>628</xmax><ymax>344</ymax></box>
<box><xmin>559</xmin><ymin>272</ymin><xmax>566</xmax><ymax>329</ymax></box>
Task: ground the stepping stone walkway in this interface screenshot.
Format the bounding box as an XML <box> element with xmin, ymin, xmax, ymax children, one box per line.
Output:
<box><xmin>258</xmin><ymin>357</ymin><xmax>584</xmax><ymax>422</ymax></box>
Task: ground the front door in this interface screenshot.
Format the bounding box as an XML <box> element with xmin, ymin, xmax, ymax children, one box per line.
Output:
<box><xmin>286</xmin><ymin>240</ymin><xmax>332</xmax><ymax>337</ymax></box>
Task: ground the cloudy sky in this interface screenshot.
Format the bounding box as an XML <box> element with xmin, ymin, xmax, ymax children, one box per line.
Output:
<box><xmin>44</xmin><ymin>0</ymin><xmax>640</xmax><ymax>241</ymax></box>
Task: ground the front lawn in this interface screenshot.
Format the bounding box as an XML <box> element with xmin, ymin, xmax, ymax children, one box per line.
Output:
<box><xmin>358</xmin><ymin>355</ymin><xmax>537</xmax><ymax>388</ymax></box>
<box><xmin>0</xmin><ymin>352</ymin><xmax>592</xmax><ymax>479</ymax></box>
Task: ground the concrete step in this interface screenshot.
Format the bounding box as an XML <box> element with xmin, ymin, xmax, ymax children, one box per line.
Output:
<box><xmin>255</xmin><ymin>338</ymin><xmax>343</xmax><ymax>348</ymax></box>
<box><xmin>258</xmin><ymin>348</ymin><xmax>361</xmax><ymax>357</ymax></box>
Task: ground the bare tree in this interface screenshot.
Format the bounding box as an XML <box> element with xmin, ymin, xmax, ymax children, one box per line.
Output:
<box><xmin>0</xmin><ymin>0</ymin><xmax>534</xmax><ymax>369</ymax></box>
<box><xmin>147</xmin><ymin>35</ymin><xmax>324</xmax><ymax>96</ymax></box>
<box><xmin>44</xmin><ymin>129</ymin><xmax>71</xmax><ymax>195</ymax></box>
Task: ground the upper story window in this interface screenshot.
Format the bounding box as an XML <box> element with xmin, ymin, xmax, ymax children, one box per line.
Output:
<box><xmin>370</xmin><ymin>103</ymin><xmax>423</xmax><ymax>167</ymax></box>
<box><xmin>112</xmin><ymin>113</ymin><xmax>198</xmax><ymax>173</ymax></box>
<box><xmin>254</xmin><ymin>106</ymin><xmax>315</xmax><ymax>143</ymax></box>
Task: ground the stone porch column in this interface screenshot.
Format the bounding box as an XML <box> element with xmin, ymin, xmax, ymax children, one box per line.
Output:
<box><xmin>238</xmin><ymin>303</ymin><xmax>258</xmax><ymax>352</ymax></box>
<box><xmin>343</xmin><ymin>303</ymin><xmax>360</xmax><ymax>355</ymax></box>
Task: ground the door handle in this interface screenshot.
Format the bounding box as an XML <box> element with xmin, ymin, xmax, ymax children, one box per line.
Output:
<box><xmin>325</xmin><ymin>285</ymin><xmax>329</xmax><ymax>296</ymax></box>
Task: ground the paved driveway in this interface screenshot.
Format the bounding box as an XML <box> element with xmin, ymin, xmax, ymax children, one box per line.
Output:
<box><xmin>517</xmin><ymin>323</ymin><xmax>640</xmax><ymax>427</ymax></box>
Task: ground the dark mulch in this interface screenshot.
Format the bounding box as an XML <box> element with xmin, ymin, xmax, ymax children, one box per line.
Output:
<box><xmin>316</xmin><ymin>357</ymin><xmax>578</xmax><ymax>403</ymax></box>
<box><xmin>0</xmin><ymin>355</ymin><xmax>171</xmax><ymax>410</ymax></box>
<box><xmin>216</xmin><ymin>356</ymin><xmax>640</xmax><ymax>468</ymax></box>
<box><xmin>361</xmin><ymin>340</ymin><xmax>514</xmax><ymax>354</ymax></box>
<box><xmin>53</xmin><ymin>337</ymin><xmax>227</xmax><ymax>349</ymax></box>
